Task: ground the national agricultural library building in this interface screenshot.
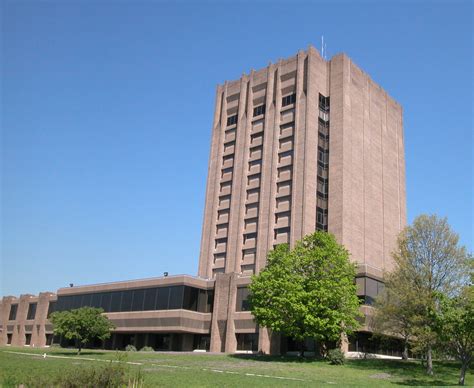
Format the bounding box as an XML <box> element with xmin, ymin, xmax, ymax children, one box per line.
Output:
<box><xmin>0</xmin><ymin>46</ymin><xmax>406</xmax><ymax>355</ymax></box>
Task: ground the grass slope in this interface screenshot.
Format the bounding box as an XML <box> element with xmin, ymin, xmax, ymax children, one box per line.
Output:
<box><xmin>0</xmin><ymin>347</ymin><xmax>472</xmax><ymax>387</ymax></box>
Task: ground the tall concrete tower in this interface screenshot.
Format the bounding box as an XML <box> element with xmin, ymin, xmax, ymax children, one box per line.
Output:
<box><xmin>198</xmin><ymin>46</ymin><xmax>406</xmax><ymax>353</ymax></box>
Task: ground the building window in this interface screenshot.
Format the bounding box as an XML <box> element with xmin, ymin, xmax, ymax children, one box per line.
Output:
<box><xmin>356</xmin><ymin>277</ymin><xmax>385</xmax><ymax>305</ymax></box>
<box><xmin>236</xmin><ymin>333</ymin><xmax>258</xmax><ymax>351</ymax></box>
<box><xmin>26</xmin><ymin>303</ymin><xmax>37</xmax><ymax>320</ymax></box>
<box><xmin>25</xmin><ymin>334</ymin><xmax>32</xmax><ymax>345</ymax></box>
<box><xmin>282</xmin><ymin>93</ymin><xmax>296</xmax><ymax>107</ymax></box>
<box><xmin>319</xmin><ymin>93</ymin><xmax>330</xmax><ymax>112</ymax></box>
<box><xmin>8</xmin><ymin>304</ymin><xmax>18</xmax><ymax>321</ymax></box>
<box><xmin>227</xmin><ymin>115</ymin><xmax>238</xmax><ymax>126</ymax></box>
<box><xmin>7</xmin><ymin>334</ymin><xmax>12</xmax><ymax>345</ymax></box>
<box><xmin>236</xmin><ymin>287</ymin><xmax>250</xmax><ymax>312</ymax></box>
<box><xmin>253</xmin><ymin>104</ymin><xmax>266</xmax><ymax>117</ymax></box>
<box><xmin>45</xmin><ymin>334</ymin><xmax>54</xmax><ymax>346</ymax></box>
<box><xmin>316</xmin><ymin>207</ymin><xmax>328</xmax><ymax>231</ymax></box>
<box><xmin>47</xmin><ymin>302</ymin><xmax>56</xmax><ymax>318</ymax></box>
<box><xmin>274</xmin><ymin>226</ymin><xmax>291</xmax><ymax>239</ymax></box>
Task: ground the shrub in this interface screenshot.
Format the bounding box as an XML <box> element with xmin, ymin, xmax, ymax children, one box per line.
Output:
<box><xmin>327</xmin><ymin>348</ymin><xmax>345</xmax><ymax>365</ymax></box>
<box><xmin>139</xmin><ymin>346</ymin><xmax>154</xmax><ymax>352</ymax></box>
<box><xmin>125</xmin><ymin>344</ymin><xmax>137</xmax><ymax>352</ymax></box>
<box><xmin>58</xmin><ymin>362</ymin><xmax>126</xmax><ymax>388</ymax></box>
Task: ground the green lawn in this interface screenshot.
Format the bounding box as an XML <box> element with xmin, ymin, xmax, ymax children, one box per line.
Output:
<box><xmin>0</xmin><ymin>347</ymin><xmax>472</xmax><ymax>387</ymax></box>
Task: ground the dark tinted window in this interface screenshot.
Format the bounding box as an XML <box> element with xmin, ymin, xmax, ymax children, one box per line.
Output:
<box><xmin>110</xmin><ymin>292</ymin><xmax>122</xmax><ymax>312</ymax></box>
<box><xmin>356</xmin><ymin>277</ymin><xmax>385</xmax><ymax>306</ymax></box>
<box><xmin>168</xmin><ymin>286</ymin><xmax>184</xmax><ymax>309</ymax></box>
<box><xmin>27</xmin><ymin>303</ymin><xmax>37</xmax><ymax>320</ymax></box>
<box><xmin>156</xmin><ymin>287</ymin><xmax>170</xmax><ymax>310</ymax></box>
<box><xmin>183</xmin><ymin>286</ymin><xmax>198</xmax><ymax>311</ymax></box>
<box><xmin>227</xmin><ymin>115</ymin><xmax>237</xmax><ymax>126</ymax></box>
<box><xmin>282</xmin><ymin>93</ymin><xmax>296</xmax><ymax>107</ymax></box>
<box><xmin>8</xmin><ymin>304</ymin><xmax>18</xmax><ymax>321</ymax></box>
<box><xmin>121</xmin><ymin>291</ymin><xmax>133</xmax><ymax>312</ymax></box>
<box><xmin>253</xmin><ymin>104</ymin><xmax>266</xmax><ymax>117</ymax></box>
<box><xmin>47</xmin><ymin>302</ymin><xmax>56</xmax><ymax>318</ymax></box>
<box><xmin>100</xmin><ymin>293</ymin><xmax>112</xmax><ymax>312</ymax></box>
<box><xmin>319</xmin><ymin>93</ymin><xmax>330</xmax><ymax>111</ymax></box>
<box><xmin>82</xmin><ymin>293</ymin><xmax>92</xmax><ymax>307</ymax></box>
<box><xmin>131</xmin><ymin>289</ymin><xmax>145</xmax><ymax>311</ymax></box>
<box><xmin>236</xmin><ymin>287</ymin><xmax>250</xmax><ymax>312</ymax></box>
<box><xmin>71</xmin><ymin>295</ymin><xmax>81</xmax><ymax>310</ymax></box>
<box><xmin>236</xmin><ymin>333</ymin><xmax>258</xmax><ymax>351</ymax></box>
<box><xmin>91</xmin><ymin>293</ymin><xmax>102</xmax><ymax>308</ymax></box>
<box><xmin>143</xmin><ymin>288</ymin><xmax>157</xmax><ymax>311</ymax></box>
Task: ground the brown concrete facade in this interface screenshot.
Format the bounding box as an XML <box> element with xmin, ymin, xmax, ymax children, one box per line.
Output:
<box><xmin>1</xmin><ymin>47</ymin><xmax>406</xmax><ymax>354</ymax></box>
<box><xmin>198</xmin><ymin>46</ymin><xmax>406</xmax><ymax>353</ymax></box>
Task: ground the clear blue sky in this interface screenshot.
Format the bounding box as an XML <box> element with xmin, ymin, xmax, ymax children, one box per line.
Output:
<box><xmin>1</xmin><ymin>1</ymin><xmax>472</xmax><ymax>297</ymax></box>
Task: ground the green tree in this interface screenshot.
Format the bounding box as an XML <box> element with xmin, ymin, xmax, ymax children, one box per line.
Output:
<box><xmin>50</xmin><ymin>307</ymin><xmax>115</xmax><ymax>354</ymax></box>
<box><xmin>372</xmin><ymin>272</ymin><xmax>418</xmax><ymax>360</ymax></box>
<box><xmin>434</xmin><ymin>286</ymin><xmax>474</xmax><ymax>386</ymax></box>
<box><xmin>376</xmin><ymin>214</ymin><xmax>470</xmax><ymax>375</ymax></box>
<box><xmin>249</xmin><ymin>231</ymin><xmax>361</xmax><ymax>356</ymax></box>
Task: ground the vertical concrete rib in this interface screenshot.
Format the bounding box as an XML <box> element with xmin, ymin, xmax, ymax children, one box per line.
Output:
<box><xmin>256</xmin><ymin>64</ymin><xmax>276</xmax><ymax>272</ymax></box>
<box><xmin>199</xmin><ymin>86</ymin><xmax>225</xmax><ymax>278</ymax></box>
<box><xmin>290</xmin><ymin>51</ymin><xmax>307</xmax><ymax>245</ymax></box>
<box><xmin>225</xmin><ymin>76</ymin><xmax>249</xmax><ymax>273</ymax></box>
<box><xmin>233</xmin><ymin>73</ymin><xmax>254</xmax><ymax>273</ymax></box>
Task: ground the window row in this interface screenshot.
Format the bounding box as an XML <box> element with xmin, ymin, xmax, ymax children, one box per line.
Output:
<box><xmin>319</xmin><ymin>93</ymin><xmax>330</xmax><ymax>112</ymax></box>
<box><xmin>7</xmin><ymin>302</ymin><xmax>37</xmax><ymax>321</ymax></box>
<box><xmin>253</xmin><ymin>104</ymin><xmax>266</xmax><ymax>117</ymax></box>
<box><xmin>54</xmin><ymin>286</ymin><xmax>214</xmax><ymax>314</ymax></box>
<box><xmin>227</xmin><ymin>115</ymin><xmax>238</xmax><ymax>126</ymax></box>
<box><xmin>356</xmin><ymin>277</ymin><xmax>385</xmax><ymax>306</ymax></box>
<box><xmin>282</xmin><ymin>93</ymin><xmax>296</xmax><ymax>107</ymax></box>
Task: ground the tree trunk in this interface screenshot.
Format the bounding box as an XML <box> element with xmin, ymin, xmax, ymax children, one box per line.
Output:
<box><xmin>77</xmin><ymin>344</ymin><xmax>82</xmax><ymax>355</ymax></box>
<box><xmin>402</xmin><ymin>339</ymin><xmax>409</xmax><ymax>360</ymax></box>
<box><xmin>299</xmin><ymin>341</ymin><xmax>305</xmax><ymax>358</ymax></box>
<box><xmin>426</xmin><ymin>346</ymin><xmax>433</xmax><ymax>375</ymax></box>
<box><xmin>458</xmin><ymin>361</ymin><xmax>468</xmax><ymax>386</ymax></box>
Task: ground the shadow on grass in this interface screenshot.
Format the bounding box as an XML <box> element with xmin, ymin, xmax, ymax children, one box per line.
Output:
<box><xmin>393</xmin><ymin>379</ymin><xmax>456</xmax><ymax>386</ymax></box>
<box><xmin>347</xmin><ymin>359</ymin><xmax>462</xmax><ymax>386</ymax></box>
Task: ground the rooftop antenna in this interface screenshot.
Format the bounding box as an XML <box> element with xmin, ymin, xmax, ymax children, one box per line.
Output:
<box><xmin>321</xmin><ymin>35</ymin><xmax>324</xmax><ymax>59</ymax></box>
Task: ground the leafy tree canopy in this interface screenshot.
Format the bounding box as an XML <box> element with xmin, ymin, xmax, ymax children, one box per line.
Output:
<box><xmin>50</xmin><ymin>307</ymin><xmax>115</xmax><ymax>354</ymax></box>
<box><xmin>434</xmin><ymin>285</ymin><xmax>474</xmax><ymax>385</ymax></box>
<box><xmin>249</xmin><ymin>231</ymin><xmax>361</xmax><ymax>346</ymax></box>
<box><xmin>373</xmin><ymin>214</ymin><xmax>472</xmax><ymax>375</ymax></box>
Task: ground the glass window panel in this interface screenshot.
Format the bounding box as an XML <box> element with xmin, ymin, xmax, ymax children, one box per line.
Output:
<box><xmin>27</xmin><ymin>303</ymin><xmax>37</xmax><ymax>320</ymax></box>
<box><xmin>183</xmin><ymin>287</ymin><xmax>198</xmax><ymax>311</ymax></box>
<box><xmin>121</xmin><ymin>291</ymin><xmax>133</xmax><ymax>312</ymax></box>
<box><xmin>9</xmin><ymin>304</ymin><xmax>18</xmax><ymax>321</ymax></box>
<box><xmin>100</xmin><ymin>293</ymin><xmax>112</xmax><ymax>312</ymax></box>
<box><xmin>71</xmin><ymin>295</ymin><xmax>81</xmax><ymax>310</ymax></box>
<box><xmin>156</xmin><ymin>287</ymin><xmax>170</xmax><ymax>310</ymax></box>
<box><xmin>82</xmin><ymin>294</ymin><xmax>92</xmax><ymax>307</ymax></box>
<box><xmin>110</xmin><ymin>292</ymin><xmax>122</xmax><ymax>312</ymax></box>
<box><xmin>47</xmin><ymin>302</ymin><xmax>56</xmax><ymax>318</ymax></box>
<box><xmin>131</xmin><ymin>289</ymin><xmax>145</xmax><ymax>311</ymax></box>
<box><xmin>91</xmin><ymin>293</ymin><xmax>102</xmax><ymax>308</ymax></box>
<box><xmin>62</xmin><ymin>295</ymin><xmax>73</xmax><ymax>311</ymax></box>
<box><xmin>365</xmin><ymin>278</ymin><xmax>379</xmax><ymax>298</ymax></box>
<box><xmin>197</xmin><ymin>290</ymin><xmax>207</xmax><ymax>313</ymax></box>
<box><xmin>236</xmin><ymin>287</ymin><xmax>250</xmax><ymax>311</ymax></box>
<box><xmin>168</xmin><ymin>286</ymin><xmax>184</xmax><ymax>309</ymax></box>
<box><xmin>207</xmin><ymin>291</ymin><xmax>214</xmax><ymax>313</ymax></box>
<box><xmin>143</xmin><ymin>288</ymin><xmax>157</xmax><ymax>311</ymax></box>
<box><xmin>355</xmin><ymin>278</ymin><xmax>365</xmax><ymax>296</ymax></box>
